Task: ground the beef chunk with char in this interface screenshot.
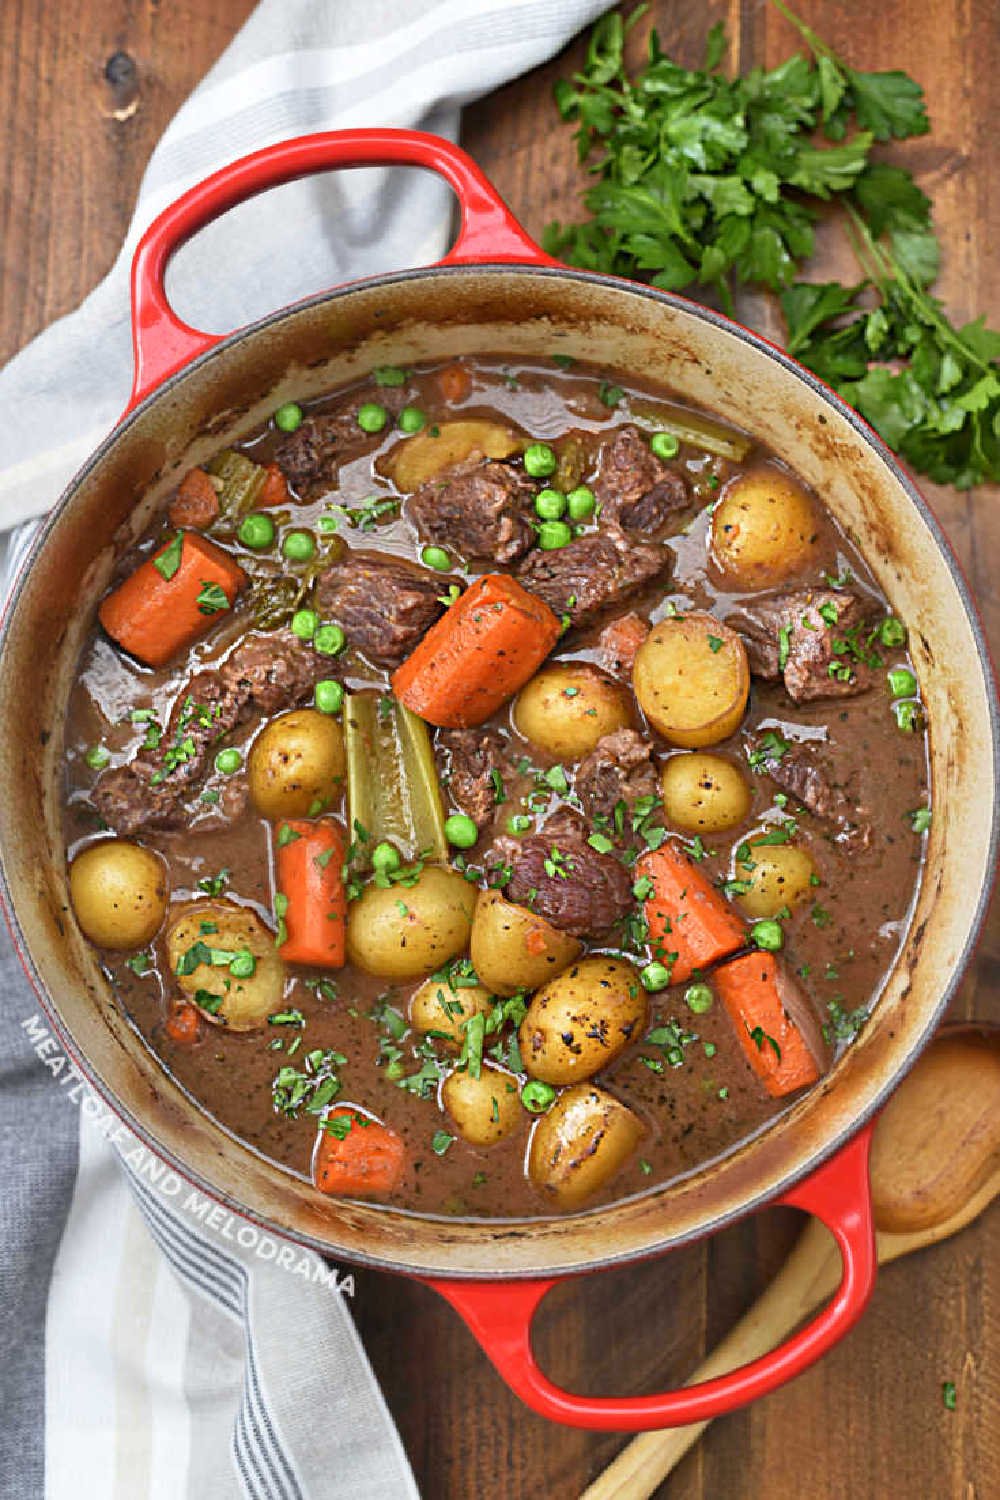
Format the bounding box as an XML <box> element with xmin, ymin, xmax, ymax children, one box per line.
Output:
<box><xmin>517</xmin><ymin>526</ymin><xmax>669</xmax><ymax>629</ymax></box>
<box><xmin>407</xmin><ymin>459</ymin><xmax>536</xmax><ymax>564</ymax></box>
<box><xmin>275</xmin><ymin>385</ymin><xmax>406</xmax><ymax>496</ymax></box>
<box><xmin>93</xmin><ymin>630</ymin><xmax>325</xmax><ymax>835</ymax></box>
<box><xmin>726</xmin><ymin>589</ymin><xmax>882</xmax><ymax>702</ymax></box>
<box><xmin>576</xmin><ymin>729</ymin><xmax>660</xmax><ymax>836</ymax></box>
<box><xmin>751</xmin><ymin>735</ymin><xmax>872</xmax><ymax>847</ymax></box>
<box><xmin>488</xmin><ymin>816</ymin><xmax>633</xmax><ymax>938</ymax></box>
<box><xmin>436</xmin><ymin>727</ymin><xmax>518</xmax><ymax>832</ymax></box>
<box><xmin>593</xmin><ymin>425</ymin><xmax>690</xmax><ymax>534</ymax></box>
<box><xmin>313</xmin><ymin>551</ymin><xmax>450</xmax><ymax>667</ymax></box>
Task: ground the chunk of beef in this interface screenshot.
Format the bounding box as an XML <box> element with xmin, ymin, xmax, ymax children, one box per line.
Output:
<box><xmin>576</xmin><ymin>729</ymin><xmax>659</xmax><ymax>837</ymax></box>
<box><xmin>489</xmin><ymin>821</ymin><xmax>633</xmax><ymax>938</ymax></box>
<box><xmin>437</xmin><ymin>727</ymin><xmax>511</xmax><ymax>832</ymax></box>
<box><xmin>314</xmin><ymin>550</ymin><xmax>449</xmax><ymax>667</ymax></box>
<box><xmin>752</xmin><ymin>736</ymin><xmax>872</xmax><ymax>847</ymax></box>
<box><xmin>275</xmin><ymin>385</ymin><xmax>405</xmax><ymax>497</ymax></box>
<box><xmin>517</xmin><ymin>527</ymin><xmax>670</xmax><ymax>629</ymax></box>
<box><xmin>594</xmin><ymin>425</ymin><xmax>689</xmax><ymax>534</ymax></box>
<box><xmin>407</xmin><ymin>459</ymin><xmax>536</xmax><ymax>564</ymax></box>
<box><xmin>598</xmin><ymin>612</ymin><xmax>650</xmax><ymax>679</ymax></box>
<box><xmin>168</xmin><ymin>467</ymin><xmax>220</xmax><ymax>530</ymax></box>
<box><xmin>726</xmin><ymin>589</ymin><xmax>882</xmax><ymax>702</ymax></box>
<box><xmin>93</xmin><ymin>630</ymin><xmax>325</xmax><ymax>835</ymax></box>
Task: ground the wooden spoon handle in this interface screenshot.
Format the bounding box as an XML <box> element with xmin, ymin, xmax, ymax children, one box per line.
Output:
<box><xmin>580</xmin><ymin>1219</ymin><xmax>843</xmax><ymax>1500</ymax></box>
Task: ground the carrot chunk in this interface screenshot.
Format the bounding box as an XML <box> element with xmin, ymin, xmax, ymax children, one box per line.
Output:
<box><xmin>436</xmin><ymin>361</ymin><xmax>472</xmax><ymax>404</ymax></box>
<box><xmin>636</xmin><ymin>839</ymin><xmax>745</xmax><ymax>985</ymax></box>
<box><xmin>599</xmin><ymin>611</ymin><xmax>650</xmax><ymax>678</ymax></box>
<box><xmin>98</xmin><ymin>531</ymin><xmax>247</xmax><ymax>668</ymax></box>
<box><xmin>313</xmin><ymin>1109</ymin><xmax>405</xmax><ymax>1198</ymax></box>
<box><xmin>274</xmin><ymin>818</ymin><xmax>346</xmax><ymax>968</ymax></box>
<box><xmin>258</xmin><ymin>462</ymin><xmax>291</xmax><ymax>508</ymax></box>
<box><xmin>713</xmin><ymin>952</ymin><xmax>825</xmax><ymax>1098</ymax></box>
<box><xmin>391</xmin><ymin>573</ymin><xmax>561</xmax><ymax>728</ymax></box>
<box><xmin>165</xmin><ymin>1001</ymin><xmax>201</xmax><ymax>1045</ymax></box>
<box><xmin>168</xmin><ymin>467</ymin><xmax>220</xmax><ymax>530</ymax></box>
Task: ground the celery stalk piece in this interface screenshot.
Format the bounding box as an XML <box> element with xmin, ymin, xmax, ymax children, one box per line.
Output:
<box><xmin>630</xmin><ymin>407</ymin><xmax>752</xmax><ymax>461</ymax></box>
<box><xmin>207</xmin><ymin>449</ymin><xmax>267</xmax><ymax>519</ymax></box>
<box><xmin>344</xmin><ymin>691</ymin><xmax>449</xmax><ymax>866</ymax></box>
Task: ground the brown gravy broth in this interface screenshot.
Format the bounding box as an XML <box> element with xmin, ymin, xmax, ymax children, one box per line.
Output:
<box><xmin>62</xmin><ymin>357</ymin><xmax>927</xmax><ymax>1219</ymax></box>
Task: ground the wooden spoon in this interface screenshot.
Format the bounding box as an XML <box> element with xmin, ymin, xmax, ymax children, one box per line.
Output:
<box><xmin>582</xmin><ymin>1024</ymin><xmax>1000</xmax><ymax>1500</ymax></box>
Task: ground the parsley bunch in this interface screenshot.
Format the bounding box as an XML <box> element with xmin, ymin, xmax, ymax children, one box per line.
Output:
<box><xmin>545</xmin><ymin>2</ymin><xmax>999</xmax><ymax>489</ymax></box>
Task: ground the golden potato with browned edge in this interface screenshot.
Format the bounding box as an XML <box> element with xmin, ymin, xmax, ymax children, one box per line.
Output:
<box><xmin>513</xmin><ymin>663</ymin><xmax>631</xmax><ymax>762</ymax></box>
<box><xmin>519</xmin><ymin>956</ymin><xmax>647</xmax><ymax>1085</ymax></box>
<box><xmin>166</xmin><ymin>900</ymin><xmax>286</xmax><ymax>1031</ymax></box>
<box><xmin>442</xmin><ymin>1063</ymin><xmax>523</xmax><ymax>1147</ymax></box>
<box><xmin>347</xmin><ymin>865</ymin><xmax>475</xmax><ymax>981</ymax></box>
<box><xmin>69</xmin><ymin>839</ymin><xmax>168</xmax><ymax>950</ymax></box>
<box><xmin>248</xmin><ymin>708</ymin><xmax>345</xmax><ymax>820</ymax></box>
<box><xmin>710</xmin><ymin>465</ymin><xmax>819</xmax><ymax>586</ymax></box>
<box><xmin>528</xmin><ymin>1083</ymin><xmax>644</xmax><ymax>1208</ymax></box>
<box><xmin>470</xmin><ymin>889</ymin><xmax>582</xmax><ymax>997</ymax></box>
<box><xmin>661</xmin><ymin>752</ymin><xmax>752</xmax><ymax>834</ymax></box>
<box><xmin>633</xmin><ymin>613</ymin><xmax>749</xmax><ymax>748</ymax></box>
<box><xmin>409</xmin><ymin>978</ymin><xmax>494</xmax><ymax>1048</ymax></box>
<box><xmin>736</xmin><ymin>839</ymin><xmax>819</xmax><ymax>918</ymax></box>
<box><xmin>384</xmin><ymin>420</ymin><xmax>523</xmax><ymax>492</ymax></box>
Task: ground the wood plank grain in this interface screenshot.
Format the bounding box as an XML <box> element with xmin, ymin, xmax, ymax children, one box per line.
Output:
<box><xmin>1</xmin><ymin>3</ymin><xmax>995</xmax><ymax>1498</ymax></box>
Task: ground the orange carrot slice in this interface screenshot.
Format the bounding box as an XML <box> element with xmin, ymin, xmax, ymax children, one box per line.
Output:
<box><xmin>713</xmin><ymin>952</ymin><xmax>826</xmax><ymax>1098</ymax></box>
<box><xmin>274</xmin><ymin>818</ymin><xmax>346</xmax><ymax>969</ymax></box>
<box><xmin>99</xmin><ymin>531</ymin><xmax>246</xmax><ymax>668</ymax></box>
<box><xmin>637</xmin><ymin>839</ymin><xmax>746</xmax><ymax>985</ymax></box>
<box><xmin>313</xmin><ymin>1109</ymin><xmax>405</xmax><ymax>1198</ymax></box>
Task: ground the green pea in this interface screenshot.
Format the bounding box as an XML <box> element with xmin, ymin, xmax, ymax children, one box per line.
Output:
<box><xmin>372</xmin><ymin>841</ymin><xmax>402</xmax><ymax>877</ymax></box>
<box><xmin>282</xmin><ymin>530</ymin><xmax>316</xmax><ymax>562</ymax></box>
<box><xmin>385</xmin><ymin>1058</ymin><xmax>406</xmax><ymax>1080</ymax></box>
<box><xmin>684</xmin><ymin>983</ymin><xmax>714</xmax><ymax>1014</ymax></box>
<box><xmin>887</xmin><ymin>667</ymin><xmax>918</xmax><ymax>698</ymax></box>
<box><xmin>398</xmin><ymin>406</ymin><xmax>426</xmax><ymax>434</ymax></box>
<box><xmin>650</xmin><ymin>431</ymin><xmax>680</xmax><ymax>460</ymax></box>
<box><xmin>357</xmin><ymin>402</ymin><xmax>389</xmax><ymax>434</ymax></box>
<box><xmin>523</xmin><ymin>442</ymin><xmax>557</xmax><ymax>478</ymax></box>
<box><xmin>444</xmin><ymin>813</ymin><xmax>478</xmax><ymax>849</ymax></box>
<box><xmin>313</xmin><ymin>624</ymin><xmax>346</xmax><ymax>657</ymax></box>
<box><xmin>84</xmin><ymin>745</ymin><xmax>110</xmax><ymax>771</ymax></box>
<box><xmin>521</xmin><ymin>1080</ymin><xmax>557</xmax><ymax>1114</ymax></box>
<box><xmin>506</xmin><ymin>814</ymin><xmax>532</xmax><ymax>835</ymax></box>
<box><xmin>273</xmin><ymin>402</ymin><xmax>303</xmax><ymax>433</ymax></box>
<box><xmin>566</xmin><ymin>485</ymin><xmax>595</xmax><ymax>520</ymax></box>
<box><xmin>238</xmin><ymin>513</ymin><xmax>275</xmax><ymax>550</ymax></box>
<box><xmin>751</xmin><ymin>919</ymin><xmax>784</xmax><ymax>952</ymax></box>
<box><xmin>314</xmin><ymin>680</ymin><xmax>344</xmax><ymax>715</ymax></box>
<box><xmin>215</xmin><ymin>748</ymin><xmax>243</xmax><ymax>775</ymax></box>
<box><xmin>290</xmin><ymin>609</ymin><xmax>318</xmax><ymax>641</ymax></box>
<box><xmin>879</xmin><ymin>616</ymin><xmax>907</xmax><ymax>648</ymax></box>
<box><xmin>534</xmin><ymin>487</ymin><xmax>566</xmax><ymax>520</ymax></box>
<box><xmin>893</xmin><ymin>700</ymin><xmax>924</xmax><ymax>733</ymax></box>
<box><xmin>421</xmin><ymin>545</ymin><xmax>452</xmax><ymax>571</ymax></box>
<box><xmin>373</xmin><ymin>366</ymin><xmax>407</xmax><ymax>387</ymax></box>
<box><xmin>640</xmin><ymin>961</ymin><xmax>672</xmax><ymax>992</ymax></box>
<box><xmin>229</xmin><ymin>949</ymin><xmax>256</xmax><ymax>979</ymax></box>
<box><xmin>537</xmin><ymin>520</ymin><xmax>572</xmax><ymax>551</ymax></box>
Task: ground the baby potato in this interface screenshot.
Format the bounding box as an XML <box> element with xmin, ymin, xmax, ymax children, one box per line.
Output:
<box><xmin>661</xmin><ymin>752</ymin><xmax>752</xmax><ymax>834</ymax></box>
<box><xmin>470</xmin><ymin>889</ymin><xmax>582</xmax><ymax>997</ymax></box>
<box><xmin>633</xmin><ymin>613</ymin><xmax>749</xmax><ymax>748</ymax></box>
<box><xmin>513</xmin><ymin>663</ymin><xmax>630</xmax><ymax>761</ymax></box>
<box><xmin>166</xmin><ymin>900</ymin><xmax>285</xmax><ymax>1031</ymax></box>
<box><xmin>442</xmin><ymin>1063</ymin><xmax>523</xmax><ymax>1147</ymax></box>
<box><xmin>409</xmin><ymin>978</ymin><xmax>494</xmax><ymax>1048</ymax></box>
<box><xmin>384</xmin><ymin>420</ymin><xmax>523</xmax><ymax>492</ymax></box>
<box><xmin>519</xmin><ymin>956</ymin><xmax>647</xmax><ymax>1086</ymax></box>
<box><xmin>710</xmin><ymin>465</ymin><xmax>819</xmax><ymax>587</ymax></box>
<box><xmin>248</xmin><ymin>708</ymin><xmax>345</xmax><ymax>820</ymax></box>
<box><xmin>736</xmin><ymin>839</ymin><xmax>818</xmax><ymax>918</ymax></box>
<box><xmin>347</xmin><ymin>865</ymin><xmax>475</xmax><ymax>981</ymax></box>
<box><xmin>69</xmin><ymin>839</ymin><xmax>168</xmax><ymax>950</ymax></box>
<box><xmin>528</xmin><ymin>1083</ymin><xmax>644</xmax><ymax>1209</ymax></box>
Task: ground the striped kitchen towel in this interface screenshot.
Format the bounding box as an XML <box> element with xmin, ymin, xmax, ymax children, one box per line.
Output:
<box><xmin>0</xmin><ymin>2</ymin><xmax>607</xmax><ymax>1497</ymax></box>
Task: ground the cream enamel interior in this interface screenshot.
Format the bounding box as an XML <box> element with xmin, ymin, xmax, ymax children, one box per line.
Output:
<box><xmin>0</xmin><ymin>267</ymin><xmax>995</xmax><ymax>1277</ymax></box>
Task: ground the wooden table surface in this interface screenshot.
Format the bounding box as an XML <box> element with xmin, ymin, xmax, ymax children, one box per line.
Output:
<box><xmin>2</xmin><ymin>3</ymin><xmax>996</xmax><ymax>1496</ymax></box>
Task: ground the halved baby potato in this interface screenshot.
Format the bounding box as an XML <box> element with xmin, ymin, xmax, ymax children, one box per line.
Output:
<box><xmin>442</xmin><ymin>1063</ymin><xmax>523</xmax><ymax>1147</ymax></box>
<box><xmin>710</xmin><ymin>465</ymin><xmax>819</xmax><ymax>587</ymax></box>
<box><xmin>513</xmin><ymin>662</ymin><xmax>631</xmax><ymax>761</ymax></box>
<box><xmin>633</xmin><ymin>613</ymin><xmax>749</xmax><ymax>748</ymax></box>
<box><xmin>166</xmin><ymin>900</ymin><xmax>285</xmax><ymax>1031</ymax></box>
<box><xmin>383</xmin><ymin>420</ymin><xmax>523</xmax><ymax>492</ymax></box>
<box><xmin>519</xmin><ymin>956</ymin><xmax>647</xmax><ymax>1085</ymax></box>
<box><xmin>470</xmin><ymin>889</ymin><xmax>582</xmax><ymax>997</ymax></box>
<box><xmin>736</xmin><ymin>839</ymin><xmax>819</xmax><ymax>918</ymax></box>
<box><xmin>409</xmin><ymin>978</ymin><xmax>494</xmax><ymax>1049</ymax></box>
<box><xmin>528</xmin><ymin>1083</ymin><xmax>644</xmax><ymax>1208</ymax></box>
<box><xmin>660</xmin><ymin>752</ymin><xmax>752</xmax><ymax>834</ymax></box>
<box><xmin>248</xmin><ymin>708</ymin><xmax>346</xmax><ymax>821</ymax></box>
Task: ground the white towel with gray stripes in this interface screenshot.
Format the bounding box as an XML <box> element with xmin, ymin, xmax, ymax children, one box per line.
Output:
<box><xmin>0</xmin><ymin>2</ymin><xmax>607</xmax><ymax>1496</ymax></box>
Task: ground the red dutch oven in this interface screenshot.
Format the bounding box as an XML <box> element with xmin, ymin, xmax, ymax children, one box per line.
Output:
<box><xmin>1</xmin><ymin>131</ymin><xmax>997</xmax><ymax>1431</ymax></box>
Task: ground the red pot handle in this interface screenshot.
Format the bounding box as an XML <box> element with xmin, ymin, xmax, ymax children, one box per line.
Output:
<box><xmin>127</xmin><ymin>128</ymin><xmax>553</xmax><ymax>412</ymax></box>
<box><xmin>425</xmin><ymin>1121</ymin><xmax>876</xmax><ymax>1430</ymax></box>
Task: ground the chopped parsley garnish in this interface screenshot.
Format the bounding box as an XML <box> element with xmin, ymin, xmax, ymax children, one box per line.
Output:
<box><xmin>197</xmin><ymin>868</ymin><xmax>229</xmax><ymax>895</ymax></box>
<box><xmin>196</xmin><ymin>580</ymin><xmax>230</xmax><ymax>615</ymax></box>
<box><xmin>748</xmin><ymin>1024</ymin><xmax>782</xmax><ymax>1061</ymax></box>
<box><xmin>153</xmin><ymin>531</ymin><xmax>184</xmax><ymax>581</ymax></box>
<box><xmin>909</xmin><ymin>804</ymin><xmax>932</xmax><ymax>833</ymax></box>
<box><xmin>126</xmin><ymin>952</ymin><xmax>151</xmax><ymax>976</ymax></box>
<box><xmin>431</xmin><ymin>1130</ymin><xmax>456</xmax><ymax>1156</ymax></box>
